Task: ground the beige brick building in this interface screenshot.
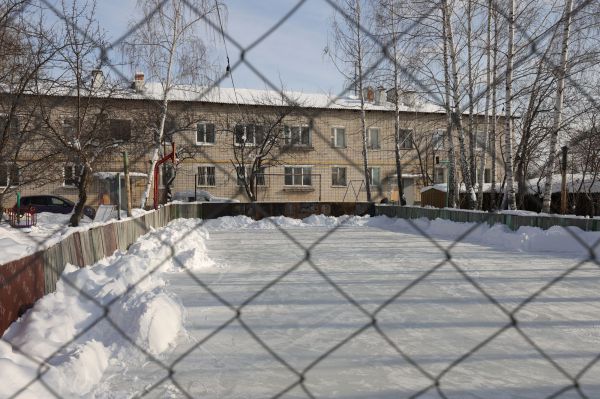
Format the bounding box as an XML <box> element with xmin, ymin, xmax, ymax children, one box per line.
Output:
<box><xmin>1</xmin><ymin>81</ymin><xmax>501</xmax><ymax>209</ymax></box>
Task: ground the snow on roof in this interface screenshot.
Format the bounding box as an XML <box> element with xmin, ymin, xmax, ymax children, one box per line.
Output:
<box><xmin>23</xmin><ymin>81</ymin><xmax>446</xmax><ymax>114</ymax></box>
<box><xmin>421</xmin><ymin>183</ymin><xmax>500</xmax><ymax>194</ymax></box>
<box><xmin>526</xmin><ymin>174</ymin><xmax>600</xmax><ymax>195</ymax></box>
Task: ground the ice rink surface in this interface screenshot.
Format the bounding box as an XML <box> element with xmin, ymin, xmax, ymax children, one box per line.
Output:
<box><xmin>94</xmin><ymin>222</ymin><xmax>600</xmax><ymax>399</ymax></box>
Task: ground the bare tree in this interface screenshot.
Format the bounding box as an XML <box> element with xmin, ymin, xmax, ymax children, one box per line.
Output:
<box><xmin>542</xmin><ymin>0</ymin><xmax>574</xmax><ymax>213</ymax></box>
<box><xmin>123</xmin><ymin>0</ymin><xmax>219</xmax><ymax>209</ymax></box>
<box><xmin>328</xmin><ymin>0</ymin><xmax>376</xmax><ymax>202</ymax></box>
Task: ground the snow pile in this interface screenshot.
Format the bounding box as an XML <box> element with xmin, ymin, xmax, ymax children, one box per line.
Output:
<box><xmin>365</xmin><ymin>216</ymin><xmax>600</xmax><ymax>256</ymax></box>
<box><xmin>0</xmin><ymin>208</ymin><xmax>150</xmax><ymax>265</ymax></box>
<box><xmin>0</xmin><ymin>218</ymin><xmax>213</xmax><ymax>398</ymax></box>
<box><xmin>201</xmin><ymin>214</ymin><xmax>365</xmax><ymax>231</ymax></box>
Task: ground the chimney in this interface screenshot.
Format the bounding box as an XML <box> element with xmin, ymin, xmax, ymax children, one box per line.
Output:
<box><xmin>402</xmin><ymin>90</ymin><xmax>416</xmax><ymax>107</ymax></box>
<box><xmin>133</xmin><ymin>72</ymin><xmax>145</xmax><ymax>92</ymax></box>
<box><xmin>375</xmin><ymin>86</ymin><xmax>386</xmax><ymax>105</ymax></box>
<box><xmin>91</xmin><ymin>69</ymin><xmax>104</xmax><ymax>89</ymax></box>
<box><xmin>362</xmin><ymin>86</ymin><xmax>375</xmax><ymax>103</ymax></box>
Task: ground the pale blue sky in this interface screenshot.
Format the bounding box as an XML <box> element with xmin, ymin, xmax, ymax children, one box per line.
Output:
<box><xmin>90</xmin><ymin>0</ymin><xmax>345</xmax><ymax>94</ymax></box>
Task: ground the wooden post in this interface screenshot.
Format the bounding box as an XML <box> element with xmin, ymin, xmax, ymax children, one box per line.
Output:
<box><xmin>123</xmin><ymin>151</ymin><xmax>132</xmax><ymax>217</ymax></box>
<box><xmin>560</xmin><ymin>146</ymin><xmax>568</xmax><ymax>214</ymax></box>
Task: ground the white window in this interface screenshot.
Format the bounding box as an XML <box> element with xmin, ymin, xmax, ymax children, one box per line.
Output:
<box><xmin>196</xmin><ymin>123</ymin><xmax>216</xmax><ymax>144</ymax></box>
<box><xmin>283</xmin><ymin>125</ymin><xmax>311</xmax><ymax>146</ymax></box>
<box><xmin>331</xmin><ymin>167</ymin><xmax>347</xmax><ymax>186</ymax></box>
<box><xmin>284</xmin><ymin>166</ymin><xmax>312</xmax><ymax>186</ymax></box>
<box><xmin>64</xmin><ymin>164</ymin><xmax>83</xmax><ymax>187</ymax></box>
<box><xmin>433</xmin><ymin>129</ymin><xmax>446</xmax><ymax>150</ymax></box>
<box><xmin>197</xmin><ymin>166</ymin><xmax>216</xmax><ymax>186</ymax></box>
<box><xmin>434</xmin><ymin>167</ymin><xmax>446</xmax><ymax>184</ymax></box>
<box><xmin>332</xmin><ymin>127</ymin><xmax>346</xmax><ymax>148</ymax></box>
<box><xmin>0</xmin><ymin>164</ymin><xmax>19</xmax><ymax>187</ymax></box>
<box><xmin>368</xmin><ymin>167</ymin><xmax>381</xmax><ymax>186</ymax></box>
<box><xmin>235</xmin><ymin>124</ymin><xmax>263</xmax><ymax>146</ymax></box>
<box><xmin>236</xmin><ymin>166</ymin><xmax>266</xmax><ymax>186</ymax></box>
<box><xmin>367</xmin><ymin>128</ymin><xmax>380</xmax><ymax>149</ymax></box>
<box><xmin>399</xmin><ymin>129</ymin><xmax>413</xmax><ymax>149</ymax></box>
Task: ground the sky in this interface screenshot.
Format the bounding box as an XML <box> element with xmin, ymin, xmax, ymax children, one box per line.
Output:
<box><xmin>89</xmin><ymin>0</ymin><xmax>347</xmax><ymax>95</ymax></box>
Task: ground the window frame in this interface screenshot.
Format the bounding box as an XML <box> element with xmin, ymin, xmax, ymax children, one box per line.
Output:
<box><xmin>0</xmin><ymin>163</ymin><xmax>20</xmax><ymax>188</ymax></box>
<box><xmin>234</xmin><ymin>124</ymin><xmax>259</xmax><ymax>146</ymax></box>
<box><xmin>63</xmin><ymin>164</ymin><xmax>82</xmax><ymax>187</ymax></box>
<box><xmin>399</xmin><ymin>129</ymin><xmax>414</xmax><ymax>149</ymax></box>
<box><xmin>196</xmin><ymin>165</ymin><xmax>216</xmax><ymax>187</ymax></box>
<box><xmin>433</xmin><ymin>129</ymin><xmax>446</xmax><ymax>151</ymax></box>
<box><xmin>284</xmin><ymin>165</ymin><xmax>313</xmax><ymax>187</ymax></box>
<box><xmin>367</xmin><ymin>127</ymin><xmax>381</xmax><ymax>149</ymax></box>
<box><xmin>367</xmin><ymin>166</ymin><xmax>381</xmax><ymax>186</ymax></box>
<box><xmin>283</xmin><ymin>124</ymin><xmax>311</xmax><ymax>147</ymax></box>
<box><xmin>196</xmin><ymin>122</ymin><xmax>216</xmax><ymax>145</ymax></box>
<box><xmin>332</xmin><ymin>127</ymin><xmax>346</xmax><ymax>148</ymax></box>
<box><xmin>331</xmin><ymin>166</ymin><xmax>347</xmax><ymax>187</ymax></box>
<box><xmin>236</xmin><ymin>165</ymin><xmax>266</xmax><ymax>187</ymax></box>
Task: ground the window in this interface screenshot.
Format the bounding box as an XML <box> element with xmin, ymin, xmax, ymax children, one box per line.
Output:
<box><xmin>399</xmin><ymin>129</ymin><xmax>413</xmax><ymax>149</ymax></box>
<box><xmin>484</xmin><ymin>168</ymin><xmax>492</xmax><ymax>184</ymax></box>
<box><xmin>283</xmin><ymin>125</ymin><xmax>311</xmax><ymax>146</ymax></box>
<box><xmin>0</xmin><ymin>164</ymin><xmax>19</xmax><ymax>187</ymax></box>
<box><xmin>368</xmin><ymin>167</ymin><xmax>381</xmax><ymax>186</ymax></box>
<box><xmin>284</xmin><ymin>166</ymin><xmax>312</xmax><ymax>186</ymax></box>
<box><xmin>63</xmin><ymin>117</ymin><xmax>77</xmax><ymax>138</ymax></box>
<box><xmin>332</xmin><ymin>167</ymin><xmax>347</xmax><ymax>186</ymax></box>
<box><xmin>0</xmin><ymin>115</ymin><xmax>19</xmax><ymax>137</ymax></box>
<box><xmin>332</xmin><ymin>127</ymin><xmax>346</xmax><ymax>148</ymax></box>
<box><xmin>475</xmin><ymin>131</ymin><xmax>487</xmax><ymax>151</ymax></box>
<box><xmin>109</xmin><ymin>119</ymin><xmax>132</xmax><ymax>141</ymax></box>
<box><xmin>197</xmin><ymin>166</ymin><xmax>216</xmax><ymax>186</ymax></box>
<box><xmin>64</xmin><ymin>164</ymin><xmax>83</xmax><ymax>187</ymax></box>
<box><xmin>197</xmin><ymin>123</ymin><xmax>216</xmax><ymax>144</ymax></box>
<box><xmin>235</xmin><ymin>124</ymin><xmax>262</xmax><ymax>145</ymax></box>
<box><xmin>367</xmin><ymin>128</ymin><xmax>380</xmax><ymax>149</ymax></box>
<box><xmin>163</xmin><ymin>117</ymin><xmax>177</xmax><ymax>143</ymax></box>
<box><xmin>236</xmin><ymin>166</ymin><xmax>266</xmax><ymax>186</ymax></box>
<box><xmin>433</xmin><ymin>129</ymin><xmax>445</xmax><ymax>150</ymax></box>
<box><xmin>434</xmin><ymin>167</ymin><xmax>446</xmax><ymax>184</ymax></box>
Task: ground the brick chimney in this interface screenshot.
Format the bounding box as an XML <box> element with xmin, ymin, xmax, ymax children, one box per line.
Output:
<box><xmin>133</xmin><ymin>72</ymin><xmax>145</xmax><ymax>92</ymax></box>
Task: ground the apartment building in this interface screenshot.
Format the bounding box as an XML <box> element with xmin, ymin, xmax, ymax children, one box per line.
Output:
<box><xmin>1</xmin><ymin>75</ymin><xmax>501</xmax><ymax>208</ymax></box>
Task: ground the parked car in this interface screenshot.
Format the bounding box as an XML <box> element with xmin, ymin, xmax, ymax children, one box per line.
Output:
<box><xmin>15</xmin><ymin>195</ymin><xmax>96</xmax><ymax>219</ymax></box>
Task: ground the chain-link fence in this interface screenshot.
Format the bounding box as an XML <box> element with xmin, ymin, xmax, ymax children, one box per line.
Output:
<box><xmin>1</xmin><ymin>0</ymin><xmax>600</xmax><ymax>397</ymax></box>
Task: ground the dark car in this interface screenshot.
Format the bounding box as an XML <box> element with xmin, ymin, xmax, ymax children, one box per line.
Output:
<box><xmin>15</xmin><ymin>195</ymin><xmax>96</xmax><ymax>220</ymax></box>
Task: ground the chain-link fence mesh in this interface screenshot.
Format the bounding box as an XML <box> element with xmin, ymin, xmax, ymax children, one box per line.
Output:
<box><xmin>1</xmin><ymin>0</ymin><xmax>600</xmax><ymax>397</ymax></box>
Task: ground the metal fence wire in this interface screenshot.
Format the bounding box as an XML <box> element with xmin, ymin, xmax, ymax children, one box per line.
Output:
<box><xmin>2</xmin><ymin>0</ymin><xmax>600</xmax><ymax>398</ymax></box>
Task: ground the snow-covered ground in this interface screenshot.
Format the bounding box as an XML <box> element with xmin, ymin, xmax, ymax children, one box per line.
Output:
<box><xmin>1</xmin><ymin>215</ymin><xmax>599</xmax><ymax>398</ymax></box>
<box><xmin>0</xmin><ymin>209</ymin><xmax>149</xmax><ymax>264</ymax></box>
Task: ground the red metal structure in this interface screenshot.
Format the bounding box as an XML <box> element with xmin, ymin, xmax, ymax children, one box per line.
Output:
<box><xmin>153</xmin><ymin>142</ymin><xmax>176</xmax><ymax>210</ymax></box>
<box><xmin>4</xmin><ymin>207</ymin><xmax>37</xmax><ymax>228</ymax></box>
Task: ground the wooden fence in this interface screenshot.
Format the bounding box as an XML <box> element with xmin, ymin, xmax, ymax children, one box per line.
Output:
<box><xmin>375</xmin><ymin>205</ymin><xmax>600</xmax><ymax>231</ymax></box>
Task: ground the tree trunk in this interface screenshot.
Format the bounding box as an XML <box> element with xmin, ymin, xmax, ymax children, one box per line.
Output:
<box><xmin>504</xmin><ymin>0</ymin><xmax>517</xmax><ymax>210</ymax></box>
<box><xmin>441</xmin><ymin>2</ymin><xmax>457</xmax><ymax>208</ymax></box>
<box><xmin>542</xmin><ymin>0</ymin><xmax>573</xmax><ymax>213</ymax></box>
<box><xmin>490</xmin><ymin>4</ymin><xmax>498</xmax><ymax>210</ymax></box>
<box><xmin>355</xmin><ymin>0</ymin><xmax>371</xmax><ymax>202</ymax></box>
<box><xmin>70</xmin><ymin>164</ymin><xmax>90</xmax><ymax>227</ymax></box>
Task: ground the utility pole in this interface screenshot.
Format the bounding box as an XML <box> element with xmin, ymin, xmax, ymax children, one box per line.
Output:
<box><xmin>123</xmin><ymin>151</ymin><xmax>132</xmax><ymax>217</ymax></box>
<box><xmin>560</xmin><ymin>146</ymin><xmax>568</xmax><ymax>214</ymax></box>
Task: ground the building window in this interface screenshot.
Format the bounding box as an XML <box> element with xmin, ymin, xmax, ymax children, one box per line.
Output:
<box><xmin>434</xmin><ymin>167</ymin><xmax>446</xmax><ymax>184</ymax></box>
<box><xmin>197</xmin><ymin>123</ymin><xmax>216</xmax><ymax>144</ymax></box>
<box><xmin>367</xmin><ymin>128</ymin><xmax>380</xmax><ymax>149</ymax></box>
<box><xmin>284</xmin><ymin>166</ymin><xmax>312</xmax><ymax>186</ymax></box>
<box><xmin>197</xmin><ymin>166</ymin><xmax>216</xmax><ymax>186</ymax></box>
<box><xmin>235</xmin><ymin>124</ymin><xmax>263</xmax><ymax>145</ymax></box>
<box><xmin>283</xmin><ymin>125</ymin><xmax>311</xmax><ymax>146</ymax></box>
<box><xmin>433</xmin><ymin>129</ymin><xmax>445</xmax><ymax>151</ymax></box>
<box><xmin>400</xmin><ymin>129</ymin><xmax>413</xmax><ymax>149</ymax></box>
<box><xmin>484</xmin><ymin>168</ymin><xmax>491</xmax><ymax>184</ymax></box>
<box><xmin>64</xmin><ymin>164</ymin><xmax>82</xmax><ymax>187</ymax></box>
<box><xmin>332</xmin><ymin>167</ymin><xmax>347</xmax><ymax>186</ymax></box>
<box><xmin>332</xmin><ymin>127</ymin><xmax>346</xmax><ymax>148</ymax></box>
<box><xmin>62</xmin><ymin>117</ymin><xmax>76</xmax><ymax>138</ymax></box>
<box><xmin>368</xmin><ymin>167</ymin><xmax>381</xmax><ymax>186</ymax></box>
<box><xmin>236</xmin><ymin>166</ymin><xmax>266</xmax><ymax>186</ymax></box>
<box><xmin>109</xmin><ymin>119</ymin><xmax>132</xmax><ymax>141</ymax></box>
<box><xmin>0</xmin><ymin>164</ymin><xmax>19</xmax><ymax>187</ymax></box>
<box><xmin>0</xmin><ymin>115</ymin><xmax>20</xmax><ymax>137</ymax></box>
<box><xmin>475</xmin><ymin>131</ymin><xmax>487</xmax><ymax>151</ymax></box>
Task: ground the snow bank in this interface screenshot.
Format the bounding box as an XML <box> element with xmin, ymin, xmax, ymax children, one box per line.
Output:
<box><xmin>0</xmin><ymin>218</ymin><xmax>213</xmax><ymax>398</ymax></box>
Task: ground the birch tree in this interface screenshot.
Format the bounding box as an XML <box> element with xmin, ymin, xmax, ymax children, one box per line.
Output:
<box><xmin>328</xmin><ymin>0</ymin><xmax>375</xmax><ymax>202</ymax></box>
<box><xmin>541</xmin><ymin>0</ymin><xmax>574</xmax><ymax>213</ymax></box>
<box><xmin>123</xmin><ymin>0</ymin><xmax>218</xmax><ymax>209</ymax></box>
